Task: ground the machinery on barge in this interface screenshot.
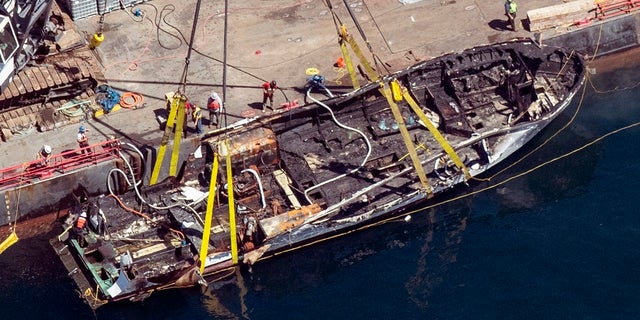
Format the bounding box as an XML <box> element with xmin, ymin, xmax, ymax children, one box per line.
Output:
<box><xmin>0</xmin><ymin>0</ymin><xmax>99</xmax><ymax>138</ymax></box>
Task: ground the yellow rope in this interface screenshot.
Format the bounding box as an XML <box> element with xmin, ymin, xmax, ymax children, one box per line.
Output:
<box><xmin>555</xmin><ymin>50</ymin><xmax>575</xmax><ymax>80</ymax></box>
<box><xmin>588</xmin><ymin>74</ymin><xmax>640</xmax><ymax>94</ymax></box>
<box><xmin>398</xmin><ymin>143</ymin><xmax>429</xmax><ymax>161</ymax></box>
<box><xmin>206</xmin><ymin>268</ymin><xmax>236</xmax><ymax>283</ymax></box>
<box><xmin>332</xmin><ymin>66</ymin><xmax>348</xmax><ymax>86</ymax></box>
<box><xmin>589</xmin><ymin>22</ymin><xmax>604</xmax><ymax>63</ymax></box>
<box><xmin>83</xmin><ymin>284</ymin><xmax>106</xmax><ymax>305</ymax></box>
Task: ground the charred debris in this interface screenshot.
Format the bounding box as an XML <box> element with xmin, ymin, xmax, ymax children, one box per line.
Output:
<box><xmin>51</xmin><ymin>39</ymin><xmax>586</xmax><ymax>309</ymax></box>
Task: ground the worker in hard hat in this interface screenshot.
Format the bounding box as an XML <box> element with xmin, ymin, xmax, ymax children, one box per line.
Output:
<box><xmin>261</xmin><ymin>80</ymin><xmax>278</xmax><ymax>112</ymax></box>
<box><xmin>207</xmin><ymin>91</ymin><xmax>223</xmax><ymax>128</ymax></box>
<box><xmin>72</xmin><ymin>210</ymin><xmax>88</xmax><ymax>247</ymax></box>
<box><xmin>192</xmin><ymin>105</ymin><xmax>204</xmax><ymax>135</ymax></box>
<box><xmin>36</xmin><ymin>144</ymin><xmax>52</xmax><ymax>165</ymax></box>
<box><xmin>77</xmin><ymin>125</ymin><xmax>90</xmax><ymax>154</ymax></box>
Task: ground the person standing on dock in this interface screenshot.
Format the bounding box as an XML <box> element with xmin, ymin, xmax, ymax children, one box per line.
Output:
<box><xmin>208</xmin><ymin>91</ymin><xmax>223</xmax><ymax>127</ymax></box>
<box><xmin>77</xmin><ymin>126</ymin><xmax>90</xmax><ymax>154</ymax></box>
<box><xmin>192</xmin><ymin>105</ymin><xmax>204</xmax><ymax>135</ymax></box>
<box><xmin>36</xmin><ymin>144</ymin><xmax>52</xmax><ymax>165</ymax></box>
<box><xmin>505</xmin><ymin>0</ymin><xmax>518</xmax><ymax>31</ymax></box>
<box><xmin>262</xmin><ymin>80</ymin><xmax>278</xmax><ymax>112</ymax></box>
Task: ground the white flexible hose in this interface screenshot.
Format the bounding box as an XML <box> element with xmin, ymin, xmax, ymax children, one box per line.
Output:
<box><xmin>241</xmin><ymin>168</ymin><xmax>266</xmax><ymax>209</ymax></box>
<box><xmin>303</xmin><ymin>88</ymin><xmax>372</xmax><ymax>204</ymax></box>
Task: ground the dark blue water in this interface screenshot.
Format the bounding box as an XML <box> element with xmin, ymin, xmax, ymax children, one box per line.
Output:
<box><xmin>1</xmin><ymin>55</ymin><xmax>639</xmax><ymax>320</ymax></box>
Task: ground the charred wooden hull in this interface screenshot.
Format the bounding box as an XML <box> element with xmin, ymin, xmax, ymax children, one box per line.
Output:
<box><xmin>51</xmin><ymin>39</ymin><xmax>586</xmax><ymax>308</ymax></box>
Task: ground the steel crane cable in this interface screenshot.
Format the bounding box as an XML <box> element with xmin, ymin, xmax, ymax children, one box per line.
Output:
<box><xmin>177</xmin><ymin>0</ymin><xmax>203</xmax><ymax>95</ymax></box>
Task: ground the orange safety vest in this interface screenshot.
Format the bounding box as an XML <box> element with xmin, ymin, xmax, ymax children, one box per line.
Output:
<box><xmin>76</xmin><ymin>213</ymin><xmax>87</xmax><ymax>229</ymax></box>
<box><xmin>208</xmin><ymin>99</ymin><xmax>220</xmax><ymax>111</ymax></box>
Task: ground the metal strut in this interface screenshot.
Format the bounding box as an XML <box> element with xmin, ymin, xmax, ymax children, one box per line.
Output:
<box><xmin>178</xmin><ymin>0</ymin><xmax>203</xmax><ymax>93</ymax></box>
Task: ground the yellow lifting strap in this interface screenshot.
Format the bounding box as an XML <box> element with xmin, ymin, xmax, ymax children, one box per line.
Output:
<box><xmin>401</xmin><ymin>85</ymin><xmax>471</xmax><ymax>179</ymax></box>
<box><xmin>225</xmin><ymin>139</ymin><xmax>238</xmax><ymax>265</ymax></box>
<box><xmin>338</xmin><ymin>24</ymin><xmax>379</xmax><ymax>84</ymax></box>
<box><xmin>149</xmin><ymin>94</ymin><xmax>186</xmax><ymax>185</ymax></box>
<box><xmin>199</xmin><ymin>152</ymin><xmax>219</xmax><ymax>274</ymax></box>
<box><xmin>170</xmin><ymin>96</ymin><xmax>186</xmax><ymax>177</ymax></box>
<box><xmin>340</xmin><ymin>40</ymin><xmax>360</xmax><ymax>90</ymax></box>
<box><xmin>381</xmin><ymin>82</ymin><xmax>432</xmax><ymax>195</ymax></box>
<box><xmin>347</xmin><ymin>35</ymin><xmax>379</xmax><ymax>82</ymax></box>
<box><xmin>0</xmin><ymin>230</ymin><xmax>18</xmax><ymax>254</ymax></box>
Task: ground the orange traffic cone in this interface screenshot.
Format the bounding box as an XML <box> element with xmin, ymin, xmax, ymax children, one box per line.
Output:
<box><xmin>335</xmin><ymin>57</ymin><xmax>345</xmax><ymax>68</ymax></box>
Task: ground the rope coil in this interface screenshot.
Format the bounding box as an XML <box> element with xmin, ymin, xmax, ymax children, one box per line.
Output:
<box><xmin>120</xmin><ymin>92</ymin><xmax>144</xmax><ymax>109</ymax></box>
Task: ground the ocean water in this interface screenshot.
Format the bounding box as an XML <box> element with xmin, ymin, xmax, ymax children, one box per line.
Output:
<box><xmin>1</xmin><ymin>53</ymin><xmax>639</xmax><ymax>320</ymax></box>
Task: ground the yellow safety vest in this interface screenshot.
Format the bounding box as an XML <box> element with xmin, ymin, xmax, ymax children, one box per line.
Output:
<box><xmin>193</xmin><ymin>107</ymin><xmax>202</xmax><ymax>121</ymax></box>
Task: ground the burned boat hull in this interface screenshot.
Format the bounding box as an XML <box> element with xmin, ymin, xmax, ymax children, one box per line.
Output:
<box><xmin>51</xmin><ymin>39</ymin><xmax>586</xmax><ymax>308</ymax></box>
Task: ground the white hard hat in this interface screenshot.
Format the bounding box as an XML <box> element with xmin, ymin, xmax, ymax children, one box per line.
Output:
<box><xmin>210</xmin><ymin>92</ymin><xmax>217</xmax><ymax>99</ymax></box>
<box><xmin>43</xmin><ymin>145</ymin><xmax>52</xmax><ymax>154</ymax></box>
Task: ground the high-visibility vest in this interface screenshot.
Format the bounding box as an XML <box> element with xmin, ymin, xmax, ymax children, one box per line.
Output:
<box><xmin>76</xmin><ymin>212</ymin><xmax>87</xmax><ymax>229</ymax></box>
<box><xmin>193</xmin><ymin>107</ymin><xmax>202</xmax><ymax>121</ymax></box>
<box><xmin>208</xmin><ymin>99</ymin><xmax>220</xmax><ymax>111</ymax></box>
<box><xmin>508</xmin><ymin>2</ymin><xmax>517</xmax><ymax>14</ymax></box>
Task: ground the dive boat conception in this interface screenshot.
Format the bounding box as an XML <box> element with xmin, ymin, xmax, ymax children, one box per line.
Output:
<box><xmin>50</xmin><ymin>39</ymin><xmax>586</xmax><ymax>309</ymax></box>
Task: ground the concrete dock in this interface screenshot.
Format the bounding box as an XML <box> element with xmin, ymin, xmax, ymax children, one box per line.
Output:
<box><xmin>0</xmin><ymin>0</ymin><xmax>638</xmax><ymax>168</ymax></box>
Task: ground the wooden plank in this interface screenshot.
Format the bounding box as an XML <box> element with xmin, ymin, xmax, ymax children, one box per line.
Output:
<box><xmin>5</xmin><ymin>117</ymin><xmax>16</xmax><ymax>129</ymax></box>
<box><xmin>76</xmin><ymin>58</ymin><xmax>91</xmax><ymax>78</ymax></box>
<box><xmin>7</xmin><ymin>81</ymin><xmax>20</xmax><ymax>98</ymax></box>
<box><xmin>56</xmin><ymin>61</ymin><xmax>70</xmax><ymax>84</ymax></box>
<box><xmin>1</xmin><ymin>84</ymin><xmax>12</xmax><ymax>99</ymax></box>
<box><xmin>48</xmin><ymin>65</ymin><xmax>63</xmax><ymax>85</ymax></box>
<box><xmin>527</xmin><ymin>0</ymin><xmax>594</xmax><ymax>31</ymax></box>
<box><xmin>24</xmin><ymin>68</ymin><xmax>41</xmax><ymax>91</ymax></box>
<box><xmin>32</xmin><ymin>67</ymin><xmax>49</xmax><ymax>89</ymax></box>
<box><xmin>16</xmin><ymin>107</ymin><xmax>25</xmax><ymax>117</ymax></box>
<box><xmin>273</xmin><ymin>169</ymin><xmax>302</xmax><ymax>209</ymax></box>
<box><xmin>18</xmin><ymin>72</ymin><xmax>33</xmax><ymax>93</ymax></box>
<box><xmin>40</xmin><ymin>66</ymin><xmax>56</xmax><ymax>87</ymax></box>
<box><xmin>12</xmin><ymin>76</ymin><xmax>25</xmax><ymax>95</ymax></box>
<box><xmin>260</xmin><ymin>204</ymin><xmax>322</xmax><ymax>239</ymax></box>
<box><xmin>66</xmin><ymin>58</ymin><xmax>81</xmax><ymax>80</ymax></box>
